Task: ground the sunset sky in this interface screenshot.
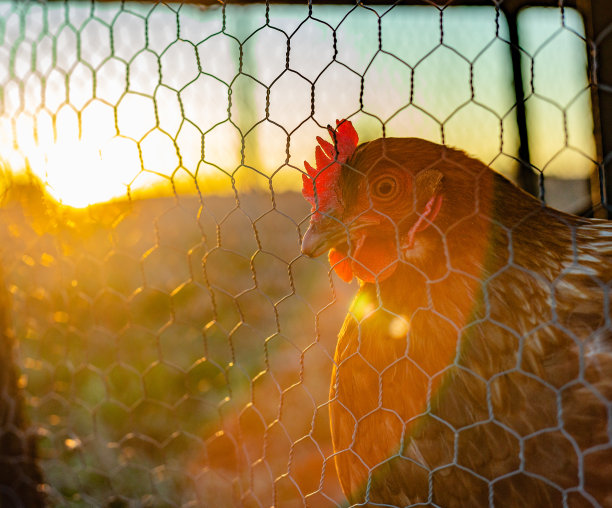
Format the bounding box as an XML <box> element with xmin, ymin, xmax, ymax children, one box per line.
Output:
<box><xmin>0</xmin><ymin>2</ymin><xmax>596</xmax><ymax>207</ymax></box>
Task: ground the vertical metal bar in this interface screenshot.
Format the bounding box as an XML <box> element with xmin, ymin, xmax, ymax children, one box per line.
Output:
<box><xmin>504</xmin><ymin>5</ymin><xmax>539</xmax><ymax>197</ymax></box>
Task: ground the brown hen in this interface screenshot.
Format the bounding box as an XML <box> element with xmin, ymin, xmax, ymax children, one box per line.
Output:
<box><xmin>301</xmin><ymin>120</ymin><xmax>612</xmax><ymax>507</ymax></box>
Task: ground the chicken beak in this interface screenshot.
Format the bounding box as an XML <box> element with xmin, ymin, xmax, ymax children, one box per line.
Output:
<box><xmin>301</xmin><ymin>216</ymin><xmax>347</xmax><ymax>258</ymax></box>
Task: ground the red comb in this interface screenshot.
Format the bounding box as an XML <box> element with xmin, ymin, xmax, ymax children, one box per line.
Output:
<box><xmin>302</xmin><ymin>119</ymin><xmax>359</xmax><ymax>214</ymax></box>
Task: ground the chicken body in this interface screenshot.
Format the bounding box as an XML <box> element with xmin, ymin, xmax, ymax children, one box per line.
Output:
<box><xmin>301</xmin><ymin>129</ymin><xmax>612</xmax><ymax>507</ymax></box>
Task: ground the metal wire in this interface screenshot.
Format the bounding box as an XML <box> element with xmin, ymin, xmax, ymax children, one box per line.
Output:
<box><xmin>0</xmin><ymin>1</ymin><xmax>609</xmax><ymax>507</ymax></box>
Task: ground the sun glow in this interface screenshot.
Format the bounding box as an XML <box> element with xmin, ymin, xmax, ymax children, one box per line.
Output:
<box><xmin>2</xmin><ymin>113</ymin><xmax>144</xmax><ymax>207</ymax></box>
<box><xmin>37</xmin><ymin>138</ymin><xmax>139</xmax><ymax>207</ymax></box>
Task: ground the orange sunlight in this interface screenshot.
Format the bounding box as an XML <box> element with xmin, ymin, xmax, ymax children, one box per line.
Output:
<box><xmin>35</xmin><ymin>137</ymin><xmax>139</xmax><ymax>207</ymax></box>
<box><xmin>3</xmin><ymin>104</ymin><xmax>145</xmax><ymax>207</ymax></box>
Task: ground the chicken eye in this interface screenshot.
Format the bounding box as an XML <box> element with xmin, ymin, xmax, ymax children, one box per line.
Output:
<box><xmin>372</xmin><ymin>176</ymin><xmax>398</xmax><ymax>201</ymax></box>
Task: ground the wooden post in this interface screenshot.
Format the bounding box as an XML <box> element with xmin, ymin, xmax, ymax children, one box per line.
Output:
<box><xmin>581</xmin><ymin>0</ymin><xmax>612</xmax><ymax>216</ymax></box>
<box><xmin>503</xmin><ymin>3</ymin><xmax>540</xmax><ymax>197</ymax></box>
<box><xmin>0</xmin><ymin>269</ymin><xmax>45</xmax><ymax>507</ymax></box>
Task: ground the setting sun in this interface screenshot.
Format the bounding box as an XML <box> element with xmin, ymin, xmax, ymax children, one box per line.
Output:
<box><xmin>3</xmin><ymin>109</ymin><xmax>145</xmax><ymax>207</ymax></box>
<box><xmin>34</xmin><ymin>137</ymin><xmax>139</xmax><ymax>207</ymax></box>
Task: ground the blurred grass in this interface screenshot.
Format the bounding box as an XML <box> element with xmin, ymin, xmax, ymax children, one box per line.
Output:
<box><xmin>0</xmin><ymin>169</ymin><xmax>355</xmax><ymax>506</ymax></box>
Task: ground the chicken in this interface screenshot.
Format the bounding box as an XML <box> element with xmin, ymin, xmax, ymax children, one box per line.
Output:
<box><xmin>301</xmin><ymin>120</ymin><xmax>612</xmax><ymax>507</ymax></box>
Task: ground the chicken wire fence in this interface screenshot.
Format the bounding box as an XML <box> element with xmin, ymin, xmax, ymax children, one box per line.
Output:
<box><xmin>0</xmin><ymin>1</ymin><xmax>610</xmax><ymax>507</ymax></box>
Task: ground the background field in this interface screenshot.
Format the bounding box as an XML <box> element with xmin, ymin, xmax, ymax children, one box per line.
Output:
<box><xmin>0</xmin><ymin>176</ymin><xmax>357</xmax><ymax>506</ymax></box>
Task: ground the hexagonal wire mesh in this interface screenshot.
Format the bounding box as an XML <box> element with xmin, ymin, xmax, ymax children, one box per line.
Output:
<box><xmin>0</xmin><ymin>0</ymin><xmax>610</xmax><ymax>506</ymax></box>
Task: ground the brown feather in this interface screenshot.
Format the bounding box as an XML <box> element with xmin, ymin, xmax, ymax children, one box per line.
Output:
<box><xmin>316</xmin><ymin>138</ymin><xmax>612</xmax><ymax>506</ymax></box>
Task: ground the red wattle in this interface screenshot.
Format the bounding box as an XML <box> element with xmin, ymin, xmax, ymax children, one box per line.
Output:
<box><xmin>329</xmin><ymin>248</ymin><xmax>354</xmax><ymax>283</ymax></box>
<box><xmin>351</xmin><ymin>236</ymin><xmax>398</xmax><ymax>283</ymax></box>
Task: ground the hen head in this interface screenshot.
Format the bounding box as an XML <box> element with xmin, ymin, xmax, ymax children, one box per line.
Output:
<box><xmin>301</xmin><ymin>120</ymin><xmax>482</xmax><ymax>284</ymax></box>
